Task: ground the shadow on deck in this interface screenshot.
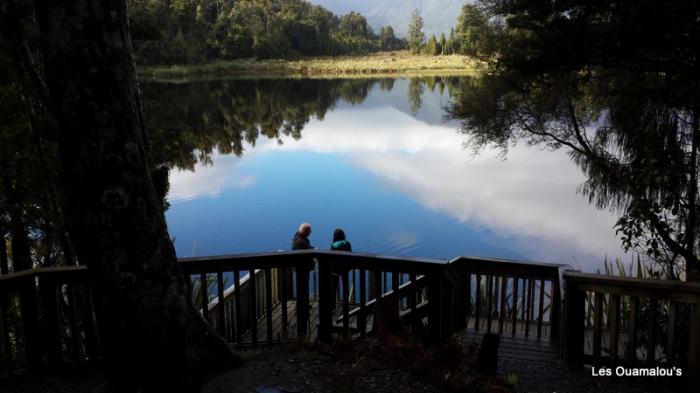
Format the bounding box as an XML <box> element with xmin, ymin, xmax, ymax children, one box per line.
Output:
<box><xmin>239</xmin><ymin>298</ymin><xmax>559</xmax><ymax>367</ymax></box>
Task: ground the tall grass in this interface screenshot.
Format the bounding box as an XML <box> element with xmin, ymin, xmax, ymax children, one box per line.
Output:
<box><xmin>139</xmin><ymin>51</ymin><xmax>481</xmax><ymax>81</ymax></box>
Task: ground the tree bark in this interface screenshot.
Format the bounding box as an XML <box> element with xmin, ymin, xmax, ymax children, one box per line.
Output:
<box><xmin>7</xmin><ymin>187</ymin><xmax>42</xmax><ymax>369</ymax></box>
<box><xmin>30</xmin><ymin>0</ymin><xmax>241</xmax><ymax>391</ymax></box>
<box><xmin>689</xmin><ymin>109</ymin><xmax>700</xmax><ymax>280</ymax></box>
<box><xmin>0</xmin><ymin>226</ymin><xmax>8</xmax><ymax>275</ymax></box>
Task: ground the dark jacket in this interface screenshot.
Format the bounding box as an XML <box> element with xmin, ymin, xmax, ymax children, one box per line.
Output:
<box><xmin>292</xmin><ymin>231</ymin><xmax>312</xmax><ymax>250</ymax></box>
<box><xmin>331</xmin><ymin>239</ymin><xmax>352</xmax><ymax>252</ymax></box>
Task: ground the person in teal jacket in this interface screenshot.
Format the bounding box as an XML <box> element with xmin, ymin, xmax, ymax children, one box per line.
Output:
<box><xmin>331</xmin><ymin>228</ymin><xmax>352</xmax><ymax>252</ymax></box>
<box><xmin>330</xmin><ymin>229</ymin><xmax>351</xmax><ymax>306</ymax></box>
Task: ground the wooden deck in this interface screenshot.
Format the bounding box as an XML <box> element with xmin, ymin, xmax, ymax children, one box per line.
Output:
<box><xmin>460</xmin><ymin>325</ymin><xmax>559</xmax><ymax>362</ymax></box>
<box><xmin>238</xmin><ymin>300</ymin><xmax>377</xmax><ymax>346</ymax></box>
<box><xmin>236</xmin><ymin>299</ymin><xmax>559</xmax><ymax>365</ymax></box>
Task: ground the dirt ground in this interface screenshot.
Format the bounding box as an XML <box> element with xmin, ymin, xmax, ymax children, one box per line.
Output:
<box><xmin>0</xmin><ymin>336</ymin><xmax>503</xmax><ymax>393</ymax></box>
<box><xmin>201</xmin><ymin>344</ymin><xmax>449</xmax><ymax>393</ymax></box>
<box><xmin>1</xmin><ymin>336</ymin><xmax>668</xmax><ymax>393</ymax></box>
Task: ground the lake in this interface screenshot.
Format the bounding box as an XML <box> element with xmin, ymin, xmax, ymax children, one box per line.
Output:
<box><xmin>142</xmin><ymin>77</ymin><xmax>627</xmax><ymax>272</ymax></box>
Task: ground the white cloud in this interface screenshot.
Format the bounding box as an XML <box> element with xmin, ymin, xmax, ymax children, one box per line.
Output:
<box><xmin>168</xmin><ymin>158</ymin><xmax>257</xmax><ymax>203</ymax></box>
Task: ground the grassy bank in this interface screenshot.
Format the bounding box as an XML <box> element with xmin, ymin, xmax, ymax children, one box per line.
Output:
<box><xmin>138</xmin><ymin>51</ymin><xmax>481</xmax><ymax>82</ymax></box>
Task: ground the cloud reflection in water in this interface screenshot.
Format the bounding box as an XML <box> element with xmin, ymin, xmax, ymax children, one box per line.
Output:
<box><xmin>168</xmin><ymin>102</ymin><xmax>625</xmax><ymax>271</ymax></box>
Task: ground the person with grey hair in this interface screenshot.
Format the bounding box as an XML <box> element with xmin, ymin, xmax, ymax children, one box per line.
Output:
<box><xmin>291</xmin><ymin>222</ymin><xmax>313</xmax><ymax>250</ymax></box>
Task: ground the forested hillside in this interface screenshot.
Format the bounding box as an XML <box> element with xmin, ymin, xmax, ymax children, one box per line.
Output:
<box><xmin>128</xmin><ymin>0</ymin><xmax>405</xmax><ymax>65</ymax></box>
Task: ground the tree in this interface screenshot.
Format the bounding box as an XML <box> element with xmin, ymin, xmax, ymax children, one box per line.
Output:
<box><xmin>439</xmin><ymin>33</ymin><xmax>447</xmax><ymax>55</ymax></box>
<box><xmin>446</xmin><ymin>27</ymin><xmax>458</xmax><ymax>54</ymax></box>
<box><xmin>339</xmin><ymin>11</ymin><xmax>371</xmax><ymax>38</ymax></box>
<box><xmin>379</xmin><ymin>26</ymin><xmax>398</xmax><ymax>50</ymax></box>
<box><xmin>425</xmin><ymin>34</ymin><xmax>438</xmax><ymax>56</ymax></box>
<box><xmin>25</xmin><ymin>0</ymin><xmax>242</xmax><ymax>391</ymax></box>
<box><xmin>454</xmin><ymin>4</ymin><xmax>492</xmax><ymax>57</ymax></box>
<box><xmin>451</xmin><ymin>0</ymin><xmax>700</xmax><ymax>280</ymax></box>
<box><xmin>407</xmin><ymin>9</ymin><xmax>425</xmax><ymax>54</ymax></box>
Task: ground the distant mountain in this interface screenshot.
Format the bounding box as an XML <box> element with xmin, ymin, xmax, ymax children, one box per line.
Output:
<box><xmin>309</xmin><ymin>0</ymin><xmax>471</xmax><ymax>38</ymax></box>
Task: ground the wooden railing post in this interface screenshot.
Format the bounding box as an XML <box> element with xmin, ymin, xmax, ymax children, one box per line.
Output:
<box><xmin>295</xmin><ymin>257</ymin><xmax>312</xmax><ymax>339</ymax></box>
<box><xmin>0</xmin><ymin>291</ymin><xmax>12</xmax><ymax>373</ymax></box>
<box><xmin>216</xmin><ymin>272</ymin><xmax>226</xmax><ymax>339</ymax></box>
<box><xmin>81</xmin><ymin>283</ymin><xmax>98</xmax><ymax>360</ymax></box>
<box><xmin>19</xmin><ymin>276</ymin><xmax>41</xmax><ymax>370</ymax></box>
<box><xmin>40</xmin><ymin>275</ymin><xmax>62</xmax><ymax>369</ymax></box>
<box><xmin>427</xmin><ymin>271</ymin><xmax>443</xmax><ymax>342</ymax></box>
<box><xmin>449</xmin><ymin>264</ymin><xmax>467</xmax><ymax>330</ymax></box>
<box><xmin>278</xmin><ymin>267</ymin><xmax>289</xmax><ymax>338</ymax></box>
<box><xmin>562</xmin><ymin>275</ymin><xmax>585</xmax><ymax>367</ymax></box>
<box><xmin>264</xmin><ymin>268</ymin><xmax>274</xmax><ymax>343</ymax></box>
<box><xmin>317</xmin><ymin>257</ymin><xmax>333</xmax><ymax>343</ymax></box>
<box><xmin>550</xmin><ymin>271</ymin><xmax>562</xmax><ymax>341</ymax></box>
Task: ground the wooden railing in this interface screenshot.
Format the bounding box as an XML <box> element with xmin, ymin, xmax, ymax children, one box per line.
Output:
<box><xmin>1</xmin><ymin>249</ymin><xmax>700</xmax><ymax>390</ymax></box>
<box><xmin>179</xmin><ymin>250</ymin><xmax>454</xmax><ymax>345</ymax></box>
<box><xmin>313</xmin><ymin>251</ymin><xmax>453</xmax><ymax>342</ymax></box>
<box><xmin>0</xmin><ymin>266</ymin><xmax>98</xmax><ymax>374</ymax></box>
<box><xmin>562</xmin><ymin>271</ymin><xmax>700</xmax><ymax>389</ymax></box>
<box><xmin>179</xmin><ymin>251</ymin><xmax>313</xmax><ymax>345</ymax></box>
<box><xmin>450</xmin><ymin>257</ymin><xmax>567</xmax><ymax>340</ymax></box>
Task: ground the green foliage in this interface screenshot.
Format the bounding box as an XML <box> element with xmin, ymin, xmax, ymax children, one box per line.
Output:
<box><xmin>454</xmin><ymin>4</ymin><xmax>498</xmax><ymax>58</ymax></box>
<box><xmin>445</xmin><ymin>28</ymin><xmax>458</xmax><ymax>55</ymax></box>
<box><xmin>339</xmin><ymin>11</ymin><xmax>372</xmax><ymax>38</ymax></box>
<box><xmin>425</xmin><ymin>35</ymin><xmax>439</xmax><ymax>56</ymax></box>
<box><xmin>407</xmin><ymin>9</ymin><xmax>425</xmax><ymax>55</ymax></box>
<box><xmin>379</xmin><ymin>26</ymin><xmax>403</xmax><ymax>51</ymax></box>
<box><xmin>128</xmin><ymin>0</ymin><xmax>208</xmax><ymax>64</ymax></box>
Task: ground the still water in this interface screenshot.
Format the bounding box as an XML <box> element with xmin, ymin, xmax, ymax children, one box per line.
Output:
<box><xmin>142</xmin><ymin>77</ymin><xmax>626</xmax><ymax>272</ymax></box>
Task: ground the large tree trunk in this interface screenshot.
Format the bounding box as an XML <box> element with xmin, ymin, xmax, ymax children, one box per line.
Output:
<box><xmin>30</xmin><ymin>0</ymin><xmax>241</xmax><ymax>391</ymax></box>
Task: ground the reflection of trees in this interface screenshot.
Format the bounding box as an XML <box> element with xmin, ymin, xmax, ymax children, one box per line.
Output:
<box><xmin>144</xmin><ymin>77</ymin><xmax>462</xmax><ymax>171</ymax></box>
<box><xmin>378</xmin><ymin>78</ymin><xmax>395</xmax><ymax>92</ymax></box>
<box><xmin>452</xmin><ymin>0</ymin><xmax>700</xmax><ymax>280</ymax></box>
<box><xmin>448</xmin><ymin>72</ymin><xmax>699</xmax><ymax>279</ymax></box>
<box><xmin>407</xmin><ymin>78</ymin><xmax>424</xmax><ymax>116</ymax></box>
<box><xmin>144</xmin><ymin>79</ymin><xmax>376</xmax><ymax>170</ymax></box>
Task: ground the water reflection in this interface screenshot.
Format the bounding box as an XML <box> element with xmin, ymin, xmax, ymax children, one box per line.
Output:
<box><xmin>143</xmin><ymin>77</ymin><xmax>626</xmax><ymax>271</ymax></box>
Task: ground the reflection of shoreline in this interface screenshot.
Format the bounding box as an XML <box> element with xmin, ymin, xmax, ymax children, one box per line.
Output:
<box><xmin>139</xmin><ymin>70</ymin><xmax>476</xmax><ymax>84</ymax></box>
